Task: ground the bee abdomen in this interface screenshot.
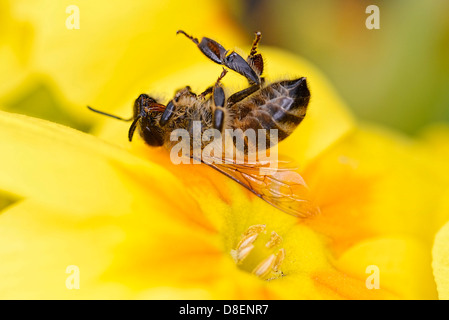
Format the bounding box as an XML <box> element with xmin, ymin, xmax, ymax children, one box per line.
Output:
<box><xmin>254</xmin><ymin>77</ymin><xmax>310</xmax><ymax>141</ymax></box>
<box><xmin>277</xmin><ymin>78</ymin><xmax>310</xmax><ymax>112</ymax></box>
<box><xmin>228</xmin><ymin>77</ymin><xmax>310</xmax><ymax>152</ymax></box>
<box><xmin>262</xmin><ymin>98</ymin><xmax>305</xmax><ymax>126</ymax></box>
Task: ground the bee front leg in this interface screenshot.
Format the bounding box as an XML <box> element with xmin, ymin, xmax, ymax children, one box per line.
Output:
<box><xmin>198</xmin><ymin>86</ymin><xmax>213</xmax><ymax>99</ymax></box>
<box><xmin>174</xmin><ymin>86</ymin><xmax>196</xmax><ymax>97</ymax></box>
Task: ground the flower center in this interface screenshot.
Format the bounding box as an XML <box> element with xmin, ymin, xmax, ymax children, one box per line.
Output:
<box><xmin>230</xmin><ymin>224</ymin><xmax>286</xmax><ymax>280</ymax></box>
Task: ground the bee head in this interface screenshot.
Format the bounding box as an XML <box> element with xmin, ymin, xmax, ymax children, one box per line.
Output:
<box><xmin>130</xmin><ymin>94</ymin><xmax>165</xmax><ymax>146</ymax></box>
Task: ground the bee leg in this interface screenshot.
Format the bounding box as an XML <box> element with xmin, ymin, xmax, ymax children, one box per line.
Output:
<box><xmin>199</xmin><ymin>67</ymin><xmax>228</xmax><ymax>99</ymax></box>
<box><xmin>177</xmin><ymin>30</ymin><xmax>227</xmax><ymax>65</ymax></box>
<box><xmin>198</xmin><ymin>86</ymin><xmax>213</xmax><ymax>99</ymax></box>
<box><xmin>173</xmin><ymin>86</ymin><xmax>197</xmax><ymax>104</ymax></box>
<box><xmin>174</xmin><ymin>85</ymin><xmax>195</xmax><ymax>96</ymax></box>
<box><xmin>248</xmin><ymin>32</ymin><xmax>262</xmax><ymax>58</ymax></box>
<box><xmin>177</xmin><ymin>30</ymin><xmax>260</xmax><ymax>86</ymax></box>
<box><xmin>212</xmin><ymin>68</ymin><xmax>229</xmax><ymax>132</ymax></box>
<box><xmin>227</xmin><ymin>84</ymin><xmax>260</xmax><ymax>106</ymax></box>
<box><xmin>247</xmin><ymin>32</ymin><xmax>264</xmax><ymax>77</ymax></box>
<box><xmin>213</xmin><ymin>101</ymin><xmax>225</xmax><ymax>132</ymax></box>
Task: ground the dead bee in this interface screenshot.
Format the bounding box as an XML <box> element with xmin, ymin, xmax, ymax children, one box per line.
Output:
<box><xmin>88</xmin><ymin>31</ymin><xmax>318</xmax><ymax>217</ymax></box>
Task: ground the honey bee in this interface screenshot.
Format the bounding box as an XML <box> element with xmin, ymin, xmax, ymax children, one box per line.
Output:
<box><xmin>88</xmin><ymin>31</ymin><xmax>319</xmax><ymax>217</ymax></box>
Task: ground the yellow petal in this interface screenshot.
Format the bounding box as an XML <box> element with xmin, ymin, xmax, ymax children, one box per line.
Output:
<box><xmin>0</xmin><ymin>1</ymin><xmax>33</xmax><ymax>98</ymax></box>
<box><xmin>334</xmin><ymin>237</ymin><xmax>437</xmax><ymax>299</ymax></box>
<box><xmin>414</xmin><ymin>124</ymin><xmax>449</xmax><ymax>230</ymax></box>
<box><xmin>0</xmin><ymin>111</ymin><xmax>216</xmax><ymax>298</ymax></box>
<box><xmin>0</xmin><ymin>111</ymin><xmax>182</xmax><ymax>216</ymax></box>
<box><xmin>0</xmin><ymin>110</ymin><xmax>294</xmax><ymax>299</ymax></box>
<box><xmin>432</xmin><ymin>220</ymin><xmax>449</xmax><ymax>299</ymax></box>
<box><xmin>256</xmin><ymin>224</ymin><xmax>397</xmax><ymax>299</ymax></box>
<box><xmin>302</xmin><ymin>126</ymin><xmax>448</xmax><ymax>255</ymax></box>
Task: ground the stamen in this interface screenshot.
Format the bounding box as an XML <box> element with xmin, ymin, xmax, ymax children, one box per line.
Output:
<box><xmin>236</xmin><ymin>233</ymin><xmax>259</xmax><ymax>251</ymax></box>
<box><xmin>231</xmin><ymin>224</ymin><xmax>286</xmax><ymax>280</ymax></box>
<box><xmin>272</xmin><ymin>248</ymin><xmax>285</xmax><ymax>273</ymax></box>
<box><xmin>243</xmin><ymin>224</ymin><xmax>266</xmax><ymax>237</ymax></box>
<box><xmin>252</xmin><ymin>254</ymin><xmax>276</xmax><ymax>278</ymax></box>
<box><xmin>265</xmin><ymin>231</ymin><xmax>282</xmax><ymax>249</ymax></box>
<box><xmin>231</xmin><ymin>244</ymin><xmax>255</xmax><ymax>264</ymax></box>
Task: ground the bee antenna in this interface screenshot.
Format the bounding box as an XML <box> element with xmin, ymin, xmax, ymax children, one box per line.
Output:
<box><xmin>87</xmin><ymin>106</ymin><xmax>133</xmax><ymax>121</ymax></box>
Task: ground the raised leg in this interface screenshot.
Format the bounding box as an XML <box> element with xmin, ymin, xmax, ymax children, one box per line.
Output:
<box><xmin>177</xmin><ymin>30</ymin><xmax>261</xmax><ymax>85</ymax></box>
<box><xmin>199</xmin><ymin>67</ymin><xmax>228</xmax><ymax>99</ymax></box>
<box><xmin>247</xmin><ymin>32</ymin><xmax>264</xmax><ymax>77</ymax></box>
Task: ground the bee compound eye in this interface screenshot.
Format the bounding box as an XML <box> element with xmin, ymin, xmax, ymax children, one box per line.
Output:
<box><xmin>160</xmin><ymin>101</ymin><xmax>175</xmax><ymax>126</ymax></box>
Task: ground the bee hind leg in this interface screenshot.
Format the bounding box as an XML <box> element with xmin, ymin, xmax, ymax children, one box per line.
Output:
<box><xmin>247</xmin><ymin>32</ymin><xmax>264</xmax><ymax>77</ymax></box>
<box><xmin>177</xmin><ymin>30</ymin><xmax>261</xmax><ymax>85</ymax></box>
<box><xmin>177</xmin><ymin>30</ymin><xmax>227</xmax><ymax>65</ymax></box>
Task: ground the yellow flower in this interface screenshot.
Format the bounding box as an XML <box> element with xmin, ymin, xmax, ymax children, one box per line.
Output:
<box><xmin>418</xmin><ymin>125</ymin><xmax>449</xmax><ymax>299</ymax></box>
<box><xmin>1</xmin><ymin>43</ymin><xmax>447</xmax><ymax>299</ymax></box>
<box><xmin>1</xmin><ymin>0</ymin><xmax>448</xmax><ymax>300</ymax></box>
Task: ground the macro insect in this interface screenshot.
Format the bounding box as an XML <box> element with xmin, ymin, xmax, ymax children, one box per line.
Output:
<box><xmin>88</xmin><ymin>31</ymin><xmax>318</xmax><ymax>217</ymax></box>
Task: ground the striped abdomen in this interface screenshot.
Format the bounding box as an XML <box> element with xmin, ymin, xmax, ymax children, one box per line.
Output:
<box><xmin>229</xmin><ymin>77</ymin><xmax>310</xmax><ymax>152</ymax></box>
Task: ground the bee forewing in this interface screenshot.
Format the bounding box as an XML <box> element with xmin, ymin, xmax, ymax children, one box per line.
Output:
<box><xmin>202</xmin><ymin>154</ymin><xmax>320</xmax><ymax>218</ymax></box>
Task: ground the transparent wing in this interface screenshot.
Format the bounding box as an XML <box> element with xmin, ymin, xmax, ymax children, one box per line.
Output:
<box><xmin>202</xmin><ymin>155</ymin><xmax>320</xmax><ymax>218</ymax></box>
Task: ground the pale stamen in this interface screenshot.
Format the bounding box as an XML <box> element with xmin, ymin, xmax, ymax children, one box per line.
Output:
<box><xmin>234</xmin><ymin>244</ymin><xmax>255</xmax><ymax>264</ymax></box>
<box><xmin>231</xmin><ymin>224</ymin><xmax>287</xmax><ymax>280</ymax></box>
<box><xmin>252</xmin><ymin>254</ymin><xmax>276</xmax><ymax>278</ymax></box>
<box><xmin>265</xmin><ymin>231</ymin><xmax>282</xmax><ymax>249</ymax></box>
<box><xmin>236</xmin><ymin>233</ymin><xmax>259</xmax><ymax>251</ymax></box>
<box><xmin>272</xmin><ymin>248</ymin><xmax>286</xmax><ymax>273</ymax></box>
<box><xmin>243</xmin><ymin>224</ymin><xmax>266</xmax><ymax>237</ymax></box>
